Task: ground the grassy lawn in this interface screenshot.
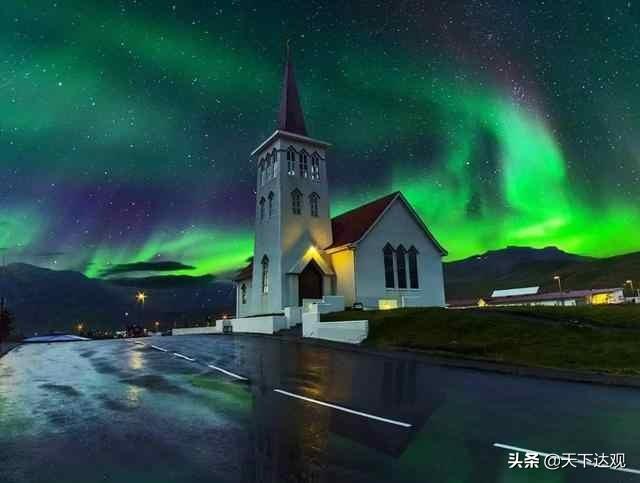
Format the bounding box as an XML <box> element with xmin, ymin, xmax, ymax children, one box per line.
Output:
<box><xmin>322</xmin><ymin>307</ymin><xmax>640</xmax><ymax>375</ymax></box>
<box><xmin>490</xmin><ymin>304</ymin><xmax>640</xmax><ymax>328</ymax></box>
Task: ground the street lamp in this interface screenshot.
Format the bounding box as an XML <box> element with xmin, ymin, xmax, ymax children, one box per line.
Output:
<box><xmin>553</xmin><ymin>275</ymin><xmax>562</xmax><ymax>293</ymax></box>
<box><xmin>135</xmin><ymin>292</ymin><xmax>147</xmax><ymax>327</ymax></box>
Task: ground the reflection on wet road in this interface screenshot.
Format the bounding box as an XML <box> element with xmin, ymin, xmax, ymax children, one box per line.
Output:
<box><xmin>1</xmin><ymin>335</ymin><xmax>639</xmax><ymax>482</ymax></box>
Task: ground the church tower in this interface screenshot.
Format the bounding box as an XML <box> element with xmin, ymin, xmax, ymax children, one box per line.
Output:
<box><xmin>248</xmin><ymin>46</ymin><xmax>332</xmax><ymax>314</ymax></box>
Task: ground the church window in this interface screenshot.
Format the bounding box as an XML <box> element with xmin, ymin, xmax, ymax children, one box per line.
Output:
<box><xmin>240</xmin><ymin>283</ymin><xmax>247</xmax><ymax>304</ymax></box>
<box><xmin>266</xmin><ymin>155</ymin><xmax>273</xmax><ymax>179</ymax></box>
<box><xmin>261</xmin><ymin>255</ymin><xmax>269</xmax><ymax>294</ymax></box>
<box><xmin>259</xmin><ymin>160</ymin><xmax>266</xmax><ymax>185</ymax></box>
<box><xmin>383</xmin><ymin>244</ymin><xmax>395</xmax><ymax>288</ymax></box>
<box><xmin>272</xmin><ymin>149</ymin><xmax>279</xmax><ymax>177</ymax></box>
<box><xmin>299</xmin><ymin>152</ymin><xmax>308</xmax><ymax>178</ymax></box>
<box><xmin>259</xmin><ymin>197</ymin><xmax>266</xmax><ymax>220</ymax></box>
<box><xmin>287</xmin><ymin>148</ymin><xmax>296</xmax><ymax>175</ymax></box>
<box><xmin>396</xmin><ymin>245</ymin><xmax>407</xmax><ymax>289</ymax></box>
<box><xmin>309</xmin><ymin>192</ymin><xmax>319</xmax><ymax>217</ymax></box>
<box><xmin>311</xmin><ymin>154</ymin><xmax>320</xmax><ymax>181</ymax></box>
<box><xmin>408</xmin><ymin>246</ymin><xmax>419</xmax><ymax>288</ymax></box>
<box><xmin>268</xmin><ymin>192</ymin><xmax>274</xmax><ymax>218</ymax></box>
<box><xmin>291</xmin><ymin>189</ymin><xmax>302</xmax><ymax>215</ymax></box>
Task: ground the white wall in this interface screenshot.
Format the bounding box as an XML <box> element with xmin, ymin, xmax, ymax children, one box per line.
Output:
<box><xmin>173</xmin><ymin>325</ymin><xmax>223</xmax><ymax>336</ymax></box>
<box><xmin>330</xmin><ymin>249</ymin><xmax>356</xmax><ymax>306</ymax></box>
<box><xmin>231</xmin><ymin>315</ymin><xmax>288</xmax><ymax>334</ymax></box>
<box><xmin>250</xmin><ymin>133</ymin><xmax>332</xmax><ymax>314</ymax></box>
<box><xmin>355</xmin><ymin>199</ymin><xmax>445</xmax><ymax>308</ymax></box>
<box><xmin>302</xmin><ymin>311</ymin><xmax>368</xmax><ymax>344</ymax></box>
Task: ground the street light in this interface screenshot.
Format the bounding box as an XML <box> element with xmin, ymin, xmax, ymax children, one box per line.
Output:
<box><xmin>553</xmin><ymin>275</ymin><xmax>562</xmax><ymax>293</ymax></box>
<box><xmin>135</xmin><ymin>292</ymin><xmax>147</xmax><ymax>327</ymax></box>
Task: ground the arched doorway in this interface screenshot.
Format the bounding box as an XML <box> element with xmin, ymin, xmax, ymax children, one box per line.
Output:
<box><xmin>298</xmin><ymin>260</ymin><xmax>323</xmax><ymax>306</ymax></box>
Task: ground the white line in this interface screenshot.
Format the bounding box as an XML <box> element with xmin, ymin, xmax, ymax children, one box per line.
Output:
<box><xmin>151</xmin><ymin>345</ymin><xmax>168</xmax><ymax>352</ymax></box>
<box><xmin>173</xmin><ymin>352</ymin><xmax>195</xmax><ymax>362</ymax></box>
<box><xmin>207</xmin><ymin>364</ymin><xmax>248</xmax><ymax>381</ymax></box>
<box><xmin>133</xmin><ymin>340</ymin><xmax>145</xmax><ymax>346</ymax></box>
<box><xmin>274</xmin><ymin>389</ymin><xmax>412</xmax><ymax>428</ymax></box>
<box><xmin>493</xmin><ymin>443</ymin><xmax>640</xmax><ymax>475</ymax></box>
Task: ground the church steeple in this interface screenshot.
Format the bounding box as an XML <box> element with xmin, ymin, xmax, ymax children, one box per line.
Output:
<box><xmin>277</xmin><ymin>43</ymin><xmax>308</xmax><ymax>136</ymax></box>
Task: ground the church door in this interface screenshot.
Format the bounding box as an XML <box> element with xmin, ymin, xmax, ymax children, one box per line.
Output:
<box><xmin>298</xmin><ymin>260</ymin><xmax>323</xmax><ymax>306</ymax></box>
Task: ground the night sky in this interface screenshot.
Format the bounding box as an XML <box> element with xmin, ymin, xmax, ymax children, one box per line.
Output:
<box><xmin>1</xmin><ymin>1</ymin><xmax>639</xmax><ymax>279</ymax></box>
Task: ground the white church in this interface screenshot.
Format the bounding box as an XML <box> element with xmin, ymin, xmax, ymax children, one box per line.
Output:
<box><xmin>233</xmin><ymin>50</ymin><xmax>447</xmax><ymax>321</ymax></box>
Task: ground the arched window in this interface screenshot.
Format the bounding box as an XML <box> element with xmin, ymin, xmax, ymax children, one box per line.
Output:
<box><xmin>309</xmin><ymin>192</ymin><xmax>319</xmax><ymax>217</ymax></box>
<box><xmin>291</xmin><ymin>189</ymin><xmax>302</xmax><ymax>215</ymax></box>
<box><xmin>240</xmin><ymin>283</ymin><xmax>247</xmax><ymax>304</ymax></box>
<box><xmin>311</xmin><ymin>154</ymin><xmax>320</xmax><ymax>181</ymax></box>
<box><xmin>396</xmin><ymin>245</ymin><xmax>407</xmax><ymax>289</ymax></box>
<box><xmin>272</xmin><ymin>148</ymin><xmax>279</xmax><ymax>176</ymax></box>
<box><xmin>299</xmin><ymin>152</ymin><xmax>308</xmax><ymax>178</ymax></box>
<box><xmin>383</xmin><ymin>244</ymin><xmax>395</xmax><ymax>288</ymax></box>
<box><xmin>266</xmin><ymin>155</ymin><xmax>273</xmax><ymax>179</ymax></box>
<box><xmin>268</xmin><ymin>191</ymin><xmax>274</xmax><ymax>218</ymax></box>
<box><xmin>408</xmin><ymin>246</ymin><xmax>419</xmax><ymax>288</ymax></box>
<box><xmin>259</xmin><ymin>160</ymin><xmax>266</xmax><ymax>185</ymax></box>
<box><xmin>259</xmin><ymin>197</ymin><xmax>266</xmax><ymax>220</ymax></box>
<box><xmin>261</xmin><ymin>255</ymin><xmax>269</xmax><ymax>294</ymax></box>
<box><xmin>286</xmin><ymin>148</ymin><xmax>296</xmax><ymax>175</ymax></box>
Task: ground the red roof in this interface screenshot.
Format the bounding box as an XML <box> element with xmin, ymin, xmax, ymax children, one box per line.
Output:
<box><xmin>328</xmin><ymin>192</ymin><xmax>400</xmax><ymax>249</ymax></box>
<box><xmin>233</xmin><ymin>262</ymin><xmax>253</xmax><ymax>281</ymax></box>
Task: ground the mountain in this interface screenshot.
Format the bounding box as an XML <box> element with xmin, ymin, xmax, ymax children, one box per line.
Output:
<box><xmin>0</xmin><ymin>263</ymin><xmax>234</xmax><ymax>336</ymax></box>
<box><xmin>445</xmin><ymin>246</ymin><xmax>640</xmax><ymax>301</ymax></box>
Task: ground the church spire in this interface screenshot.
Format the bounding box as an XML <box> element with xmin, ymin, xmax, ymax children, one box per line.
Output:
<box><xmin>277</xmin><ymin>41</ymin><xmax>308</xmax><ymax>136</ymax></box>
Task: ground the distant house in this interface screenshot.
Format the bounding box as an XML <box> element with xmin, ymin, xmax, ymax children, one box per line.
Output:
<box><xmin>450</xmin><ymin>287</ymin><xmax>625</xmax><ymax>308</ymax></box>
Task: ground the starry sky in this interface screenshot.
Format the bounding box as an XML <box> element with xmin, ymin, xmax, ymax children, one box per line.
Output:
<box><xmin>1</xmin><ymin>0</ymin><xmax>639</xmax><ymax>279</ymax></box>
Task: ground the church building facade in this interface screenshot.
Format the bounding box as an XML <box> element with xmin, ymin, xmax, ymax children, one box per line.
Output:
<box><xmin>234</xmin><ymin>51</ymin><xmax>446</xmax><ymax>318</ymax></box>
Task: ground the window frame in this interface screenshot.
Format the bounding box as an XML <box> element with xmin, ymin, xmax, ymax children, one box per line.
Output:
<box><xmin>261</xmin><ymin>255</ymin><xmax>269</xmax><ymax>294</ymax></box>
<box><xmin>291</xmin><ymin>189</ymin><xmax>302</xmax><ymax>215</ymax></box>
<box><xmin>408</xmin><ymin>246</ymin><xmax>419</xmax><ymax>289</ymax></box>
<box><xmin>396</xmin><ymin>245</ymin><xmax>408</xmax><ymax>289</ymax></box>
<box><xmin>383</xmin><ymin>243</ymin><xmax>395</xmax><ymax>288</ymax></box>
<box><xmin>309</xmin><ymin>192</ymin><xmax>319</xmax><ymax>217</ymax></box>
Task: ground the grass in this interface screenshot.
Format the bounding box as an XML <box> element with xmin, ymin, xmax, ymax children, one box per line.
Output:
<box><xmin>489</xmin><ymin>304</ymin><xmax>640</xmax><ymax>328</ymax></box>
<box><xmin>322</xmin><ymin>307</ymin><xmax>640</xmax><ymax>375</ymax></box>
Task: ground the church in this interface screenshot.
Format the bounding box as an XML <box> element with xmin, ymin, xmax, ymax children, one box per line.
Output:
<box><xmin>234</xmin><ymin>50</ymin><xmax>446</xmax><ymax>319</ymax></box>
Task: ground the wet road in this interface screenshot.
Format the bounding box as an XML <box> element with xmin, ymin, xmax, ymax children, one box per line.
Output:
<box><xmin>1</xmin><ymin>335</ymin><xmax>639</xmax><ymax>483</ymax></box>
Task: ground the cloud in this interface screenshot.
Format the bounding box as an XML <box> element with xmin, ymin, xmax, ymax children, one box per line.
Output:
<box><xmin>99</xmin><ymin>261</ymin><xmax>195</xmax><ymax>277</ymax></box>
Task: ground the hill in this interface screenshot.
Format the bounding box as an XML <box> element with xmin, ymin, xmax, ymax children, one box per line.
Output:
<box><xmin>0</xmin><ymin>264</ymin><xmax>234</xmax><ymax>336</ymax></box>
<box><xmin>445</xmin><ymin>246</ymin><xmax>640</xmax><ymax>301</ymax></box>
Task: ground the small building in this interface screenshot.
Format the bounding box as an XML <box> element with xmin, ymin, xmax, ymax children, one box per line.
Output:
<box><xmin>477</xmin><ymin>287</ymin><xmax>625</xmax><ymax>307</ymax></box>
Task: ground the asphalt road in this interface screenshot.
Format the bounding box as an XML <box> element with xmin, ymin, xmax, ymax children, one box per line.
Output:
<box><xmin>1</xmin><ymin>335</ymin><xmax>639</xmax><ymax>483</ymax></box>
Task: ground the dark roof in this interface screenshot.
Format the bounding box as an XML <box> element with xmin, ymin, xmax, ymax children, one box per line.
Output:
<box><xmin>233</xmin><ymin>263</ymin><xmax>253</xmax><ymax>281</ymax></box>
<box><xmin>277</xmin><ymin>45</ymin><xmax>307</xmax><ymax>136</ymax></box>
<box><xmin>328</xmin><ymin>192</ymin><xmax>399</xmax><ymax>249</ymax></box>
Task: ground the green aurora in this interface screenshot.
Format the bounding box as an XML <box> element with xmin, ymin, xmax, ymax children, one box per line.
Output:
<box><xmin>1</xmin><ymin>1</ymin><xmax>638</xmax><ymax>277</ymax></box>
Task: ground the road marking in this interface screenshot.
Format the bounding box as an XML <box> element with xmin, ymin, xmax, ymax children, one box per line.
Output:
<box><xmin>173</xmin><ymin>352</ymin><xmax>196</xmax><ymax>362</ymax></box>
<box><xmin>274</xmin><ymin>389</ymin><xmax>412</xmax><ymax>428</ymax></box>
<box><xmin>493</xmin><ymin>443</ymin><xmax>640</xmax><ymax>475</ymax></box>
<box><xmin>151</xmin><ymin>345</ymin><xmax>168</xmax><ymax>352</ymax></box>
<box><xmin>133</xmin><ymin>340</ymin><xmax>145</xmax><ymax>346</ymax></box>
<box><xmin>207</xmin><ymin>364</ymin><xmax>248</xmax><ymax>381</ymax></box>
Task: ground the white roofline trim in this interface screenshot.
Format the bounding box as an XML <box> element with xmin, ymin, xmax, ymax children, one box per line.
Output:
<box><xmin>251</xmin><ymin>130</ymin><xmax>331</xmax><ymax>157</ymax></box>
<box><xmin>345</xmin><ymin>193</ymin><xmax>448</xmax><ymax>256</ymax></box>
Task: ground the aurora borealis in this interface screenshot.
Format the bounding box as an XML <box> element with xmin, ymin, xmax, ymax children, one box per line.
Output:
<box><xmin>1</xmin><ymin>1</ymin><xmax>639</xmax><ymax>278</ymax></box>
